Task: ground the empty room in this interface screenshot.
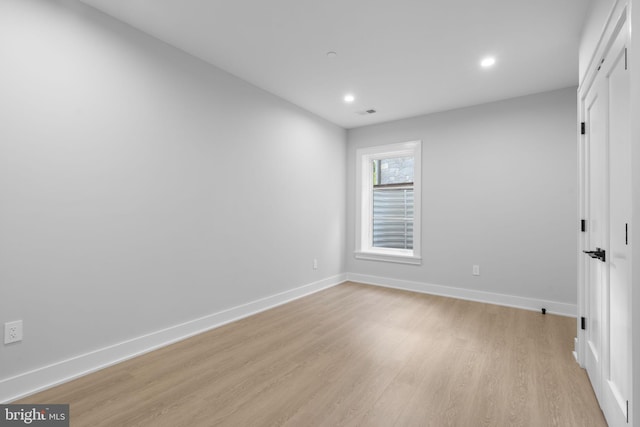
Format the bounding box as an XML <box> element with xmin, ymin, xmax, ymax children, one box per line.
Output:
<box><xmin>1</xmin><ymin>0</ymin><xmax>639</xmax><ymax>426</ymax></box>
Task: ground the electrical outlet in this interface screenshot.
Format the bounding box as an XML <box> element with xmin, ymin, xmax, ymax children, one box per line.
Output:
<box><xmin>4</xmin><ymin>320</ymin><xmax>23</xmax><ymax>344</ymax></box>
<box><xmin>472</xmin><ymin>265</ymin><xmax>480</xmax><ymax>276</ymax></box>
<box><xmin>313</xmin><ymin>259</ymin><xmax>318</xmax><ymax>270</ymax></box>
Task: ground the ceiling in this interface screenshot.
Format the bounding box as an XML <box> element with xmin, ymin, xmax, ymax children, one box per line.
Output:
<box><xmin>79</xmin><ymin>0</ymin><xmax>589</xmax><ymax>129</ymax></box>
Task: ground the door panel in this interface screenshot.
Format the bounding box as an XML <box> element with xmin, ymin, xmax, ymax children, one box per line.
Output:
<box><xmin>584</xmin><ymin>77</ymin><xmax>607</xmax><ymax>401</ymax></box>
<box><xmin>601</xmin><ymin>30</ymin><xmax>630</xmax><ymax>427</ymax></box>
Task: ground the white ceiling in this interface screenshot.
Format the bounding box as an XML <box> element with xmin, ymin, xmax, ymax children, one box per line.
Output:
<box><xmin>79</xmin><ymin>0</ymin><xmax>589</xmax><ymax>129</ymax></box>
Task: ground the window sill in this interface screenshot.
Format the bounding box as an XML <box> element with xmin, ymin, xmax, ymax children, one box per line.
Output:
<box><xmin>354</xmin><ymin>251</ymin><xmax>422</xmax><ymax>265</ymax></box>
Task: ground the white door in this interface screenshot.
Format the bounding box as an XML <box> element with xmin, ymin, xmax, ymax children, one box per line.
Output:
<box><xmin>583</xmin><ymin>66</ymin><xmax>606</xmax><ymax>404</ymax></box>
<box><xmin>600</xmin><ymin>26</ymin><xmax>631</xmax><ymax>427</ymax></box>
<box><xmin>581</xmin><ymin>16</ymin><xmax>631</xmax><ymax>426</ymax></box>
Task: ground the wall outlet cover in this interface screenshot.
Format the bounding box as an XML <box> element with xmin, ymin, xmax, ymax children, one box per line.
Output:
<box><xmin>4</xmin><ymin>320</ymin><xmax>23</xmax><ymax>344</ymax></box>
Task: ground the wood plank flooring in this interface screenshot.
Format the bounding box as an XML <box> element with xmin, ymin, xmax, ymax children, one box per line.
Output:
<box><xmin>17</xmin><ymin>282</ymin><xmax>607</xmax><ymax>426</ymax></box>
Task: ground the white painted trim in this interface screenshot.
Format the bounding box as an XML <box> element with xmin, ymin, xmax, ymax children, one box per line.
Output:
<box><xmin>354</xmin><ymin>251</ymin><xmax>422</xmax><ymax>265</ymax></box>
<box><xmin>2</xmin><ymin>272</ymin><xmax>577</xmax><ymax>403</ymax></box>
<box><xmin>346</xmin><ymin>273</ymin><xmax>577</xmax><ymax>317</ymax></box>
<box><xmin>0</xmin><ymin>274</ymin><xmax>346</xmax><ymax>403</ymax></box>
<box><xmin>355</xmin><ymin>140</ymin><xmax>422</xmax><ymax>262</ymax></box>
<box><xmin>578</xmin><ymin>0</ymin><xmax>627</xmax><ymax>92</ymax></box>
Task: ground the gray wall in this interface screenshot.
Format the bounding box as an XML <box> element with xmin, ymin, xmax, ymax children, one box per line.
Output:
<box><xmin>346</xmin><ymin>88</ymin><xmax>578</xmax><ymax>304</ymax></box>
<box><xmin>0</xmin><ymin>0</ymin><xmax>346</xmax><ymax>380</ymax></box>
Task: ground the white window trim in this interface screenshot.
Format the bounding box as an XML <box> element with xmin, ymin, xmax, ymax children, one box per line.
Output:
<box><xmin>355</xmin><ymin>140</ymin><xmax>422</xmax><ymax>265</ymax></box>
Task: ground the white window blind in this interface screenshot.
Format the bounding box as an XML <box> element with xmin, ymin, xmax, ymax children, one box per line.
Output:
<box><xmin>372</xmin><ymin>187</ymin><xmax>414</xmax><ymax>249</ymax></box>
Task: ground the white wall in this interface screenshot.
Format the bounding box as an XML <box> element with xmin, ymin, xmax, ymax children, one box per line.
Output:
<box><xmin>0</xmin><ymin>0</ymin><xmax>345</xmax><ymax>395</ymax></box>
<box><xmin>346</xmin><ymin>88</ymin><xmax>578</xmax><ymax>309</ymax></box>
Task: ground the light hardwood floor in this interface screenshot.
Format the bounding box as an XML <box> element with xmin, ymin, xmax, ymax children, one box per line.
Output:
<box><xmin>18</xmin><ymin>282</ymin><xmax>607</xmax><ymax>426</ymax></box>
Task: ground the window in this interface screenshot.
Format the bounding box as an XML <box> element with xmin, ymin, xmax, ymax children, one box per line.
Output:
<box><xmin>355</xmin><ymin>141</ymin><xmax>421</xmax><ymax>264</ymax></box>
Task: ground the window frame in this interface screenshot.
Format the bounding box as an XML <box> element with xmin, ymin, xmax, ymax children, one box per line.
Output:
<box><xmin>355</xmin><ymin>140</ymin><xmax>422</xmax><ymax>265</ymax></box>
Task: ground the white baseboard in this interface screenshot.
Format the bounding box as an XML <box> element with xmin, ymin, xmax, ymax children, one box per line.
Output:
<box><xmin>1</xmin><ymin>272</ymin><xmax>577</xmax><ymax>403</ymax></box>
<box><xmin>346</xmin><ymin>273</ymin><xmax>577</xmax><ymax>317</ymax></box>
<box><xmin>0</xmin><ymin>274</ymin><xmax>346</xmax><ymax>403</ymax></box>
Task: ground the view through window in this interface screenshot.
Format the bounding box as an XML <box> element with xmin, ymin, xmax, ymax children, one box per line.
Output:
<box><xmin>372</xmin><ymin>157</ymin><xmax>414</xmax><ymax>249</ymax></box>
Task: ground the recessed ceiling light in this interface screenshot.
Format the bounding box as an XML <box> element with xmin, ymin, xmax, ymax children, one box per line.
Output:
<box><xmin>481</xmin><ymin>57</ymin><xmax>496</xmax><ymax>68</ymax></box>
<box><xmin>344</xmin><ymin>94</ymin><xmax>355</xmax><ymax>103</ymax></box>
<box><xmin>326</xmin><ymin>51</ymin><xmax>337</xmax><ymax>58</ymax></box>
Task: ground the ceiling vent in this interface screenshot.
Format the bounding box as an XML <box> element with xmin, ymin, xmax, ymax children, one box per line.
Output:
<box><xmin>357</xmin><ymin>109</ymin><xmax>377</xmax><ymax>115</ymax></box>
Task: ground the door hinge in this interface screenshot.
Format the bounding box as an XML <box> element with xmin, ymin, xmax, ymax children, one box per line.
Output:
<box><xmin>581</xmin><ymin>219</ymin><xmax>586</xmax><ymax>232</ymax></box>
<box><xmin>626</xmin><ymin>223</ymin><xmax>628</xmax><ymax>245</ymax></box>
<box><xmin>597</xmin><ymin>57</ymin><xmax>604</xmax><ymax>71</ymax></box>
<box><xmin>625</xmin><ymin>48</ymin><xmax>627</xmax><ymax>70</ymax></box>
<box><xmin>581</xmin><ymin>122</ymin><xmax>586</xmax><ymax>135</ymax></box>
<box><xmin>581</xmin><ymin>317</ymin><xmax>586</xmax><ymax>330</ymax></box>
